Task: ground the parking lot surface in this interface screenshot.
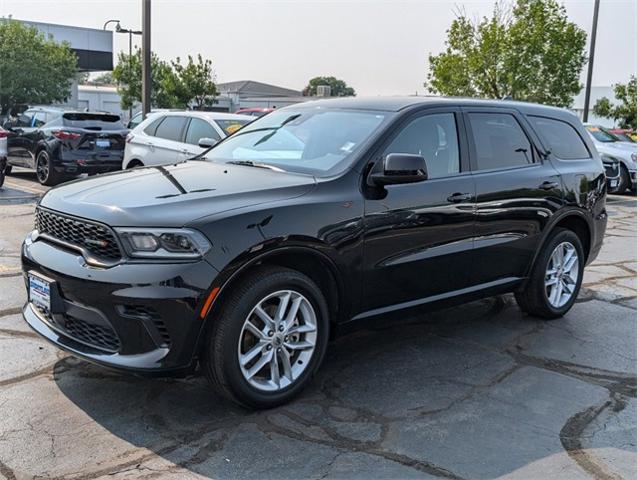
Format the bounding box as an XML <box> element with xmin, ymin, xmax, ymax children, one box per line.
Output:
<box><xmin>0</xmin><ymin>176</ymin><xmax>635</xmax><ymax>479</ymax></box>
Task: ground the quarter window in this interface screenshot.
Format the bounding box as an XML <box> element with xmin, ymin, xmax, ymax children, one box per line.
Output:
<box><xmin>153</xmin><ymin>116</ymin><xmax>188</xmax><ymax>142</ymax></box>
<box><xmin>383</xmin><ymin>113</ymin><xmax>460</xmax><ymax>178</ymax></box>
<box><xmin>468</xmin><ymin>113</ymin><xmax>534</xmax><ymax>170</ymax></box>
<box><xmin>185</xmin><ymin>118</ymin><xmax>220</xmax><ymax>145</ymax></box>
<box><xmin>529</xmin><ymin>116</ymin><xmax>590</xmax><ymax>160</ymax></box>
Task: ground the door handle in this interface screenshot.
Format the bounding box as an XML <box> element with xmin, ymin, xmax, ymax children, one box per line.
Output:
<box><xmin>447</xmin><ymin>192</ymin><xmax>472</xmax><ymax>203</ymax></box>
<box><xmin>539</xmin><ymin>181</ymin><xmax>559</xmax><ymax>190</ymax></box>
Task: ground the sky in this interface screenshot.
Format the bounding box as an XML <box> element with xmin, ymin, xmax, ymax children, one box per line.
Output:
<box><xmin>1</xmin><ymin>0</ymin><xmax>635</xmax><ymax>96</ymax></box>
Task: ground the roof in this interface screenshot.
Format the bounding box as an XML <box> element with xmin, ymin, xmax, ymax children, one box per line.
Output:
<box><xmin>217</xmin><ymin>80</ymin><xmax>302</xmax><ymax>98</ymax></box>
<box><xmin>292</xmin><ymin>96</ymin><xmax>574</xmax><ymax>116</ymax></box>
<box><xmin>154</xmin><ymin>111</ymin><xmax>252</xmax><ymax>121</ymax></box>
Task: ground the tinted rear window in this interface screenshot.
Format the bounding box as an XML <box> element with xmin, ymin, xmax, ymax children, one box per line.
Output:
<box><xmin>529</xmin><ymin>116</ymin><xmax>590</xmax><ymax>160</ymax></box>
<box><xmin>62</xmin><ymin>113</ymin><xmax>124</xmax><ymax>130</ymax></box>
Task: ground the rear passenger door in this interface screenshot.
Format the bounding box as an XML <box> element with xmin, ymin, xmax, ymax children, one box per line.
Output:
<box><xmin>463</xmin><ymin>108</ymin><xmax>563</xmax><ymax>286</ymax></box>
<box><xmin>147</xmin><ymin>115</ymin><xmax>189</xmax><ymax>165</ymax></box>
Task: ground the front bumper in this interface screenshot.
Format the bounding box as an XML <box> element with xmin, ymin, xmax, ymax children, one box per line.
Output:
<box><xmin>22</xmin><ymin>234</ymin><xmax>219</xmax><ymax>375</ymax></box>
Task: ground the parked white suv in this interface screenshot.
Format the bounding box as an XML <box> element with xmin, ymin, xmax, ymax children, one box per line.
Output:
<box><xmin>123</xmin><ymin>111</ymin><xmax>252</xmax><ymax>169</ymax></box>
<box><xmin>585</xmin><ymin>124</ymin><xmax>637</xmax><ymax>193</ymax></box>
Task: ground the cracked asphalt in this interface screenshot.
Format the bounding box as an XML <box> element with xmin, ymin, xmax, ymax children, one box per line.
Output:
<box><xmin>0</xmin><ymin>192</ymin><xmax>635</xmax><ymax>480</ymax></box>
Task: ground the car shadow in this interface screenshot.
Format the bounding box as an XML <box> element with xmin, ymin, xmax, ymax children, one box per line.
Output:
<box><xmin>52</xmin><ymin>294</ymin><xmax>635</xmax><ymax>479</ymax></box>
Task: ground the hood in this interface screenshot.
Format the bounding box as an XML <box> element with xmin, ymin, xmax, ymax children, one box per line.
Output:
<box><xmin>40</xmin><ymin>161</ymin><xmax>316</xmax><ymax>227</ymax></box>
<box><xmin>594</xmin><ymin>142</ymin><xmax>637</xmax><ymax>160</ymax></box>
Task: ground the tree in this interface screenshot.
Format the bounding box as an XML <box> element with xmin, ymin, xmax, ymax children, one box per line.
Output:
<box><xmin>426</xmin><ymin>0</ymin><xmax>587</xmax><ymax>108</ymax></box>
<box><xmin>303</xmin><ymin>76</ymin><xmax>356</xmax><ymax>97</ymax></box>
<box><xmin>170</xmin><ymin>54</ymin><xmax>218</xmax><ymax>109</ymax></box>
<box><xmin>87</xmin><ymin>72</ymin><xmax>115</xmax><ymax>86</ymax></box>
<box><xmin>593</xmin><ymin>76</ymin><xmax>637</xmax><ymax>129</ymax></box>
<box><xmin>112</xmin><ymin>48</ymin><xmax>179</xmax><ymax>109</ymax></box>
<box><xmin>112</xmin><ymin>49</ymin><xmax>217</xmax><ymax>109</ymax></box>
<box><xmin>0</xmin><ymin>20</ymin><xmax>78</xmax><ymax>115</ymax></box>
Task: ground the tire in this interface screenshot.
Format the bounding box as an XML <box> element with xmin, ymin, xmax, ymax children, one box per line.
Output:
<box><xmin>126</xmin><ymin>160</ymin><xmax>143</xmax><ymax>169</ymax></box>
<box><xmin>202</xmin><ymin>266</ymin><xmax>330</xmax><ymax>409</ymax></box>
<box><xmin>617</xmin><ymin>164</ymin><xmax>632</xmax><ymax>194</ymax></box>
<box><xmin>515</xmin><ymin>228</ymin><xmax>584</xmax><ymax>319</ymax></box>
<box><xmin>35</xmin><ymin>150</ymin><xmax>62</xmax><ymax>186</ymax></box>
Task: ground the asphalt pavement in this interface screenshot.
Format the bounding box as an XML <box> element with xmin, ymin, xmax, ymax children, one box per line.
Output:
<box><xmin>0</xmin><ymin>173</ymin><xmax>635</xmax><ymax>480</ymax></box>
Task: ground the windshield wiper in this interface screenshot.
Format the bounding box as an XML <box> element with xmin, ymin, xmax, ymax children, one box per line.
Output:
<box><xmin>226</xmin><ymin>160</ymin><xmax>285</xmax><ymax>172</ymax></box>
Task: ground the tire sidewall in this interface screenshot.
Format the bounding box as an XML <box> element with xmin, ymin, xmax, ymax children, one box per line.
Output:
<box><xmin>36</xmin><ymin>150</ymin><xmax>51</xmax><ymax>185</ymax></box>
<box><xmin>212</xmin><ymin>270</ymin><xmax>329</xmax><ymax>407</ymax></box>
<box><xmin>538</xmin><ymin>230</ymin><xmax>585</xmax><ymax>316</ymax></box>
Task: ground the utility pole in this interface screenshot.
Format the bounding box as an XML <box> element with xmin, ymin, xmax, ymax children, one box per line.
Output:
<box><xmin>583</xmin><ymin>0</ymin><xmax>600</xmax><ymax>123</ymax></box>
<box><xmin>141</xmin><ymin>0</ymin><xmax>152</xmax><ymax>120</ymax></box>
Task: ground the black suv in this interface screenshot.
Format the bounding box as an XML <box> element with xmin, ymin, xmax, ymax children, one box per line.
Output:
<box><xmin>22</xmin><ymin>98</ymin><xmax>607</xmax><ymax>408</ymax></box>
<box><xmin>3</xmin><ymin>107</ymin><xmax>128</xmax><ymax>185</ymax></box>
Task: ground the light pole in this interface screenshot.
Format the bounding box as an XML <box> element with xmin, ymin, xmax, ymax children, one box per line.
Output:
<box><xmin>583</xmin><ymin>0</ymin><xmax>600</xmax><ymax>123</ymax></box>
<box><xmin>103</xmin><ymin>19</ymin><xmax>142</xmax><ymax>121</ymax></box>
<box><xmin>141</xmin><ymin>0</ymin><xmax>152</xmax><ymax>120</ymax></box>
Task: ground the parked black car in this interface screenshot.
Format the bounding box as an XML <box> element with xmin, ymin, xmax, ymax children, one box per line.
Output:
<box><xmin>22</xmin><ymin>97</ymin><xmax>607</xmax><ymax>408</ymax></box>
<box><xmin>3</xmin><ymin>107</ymin><xmax>128</xmax><ymax>186</ymax></box>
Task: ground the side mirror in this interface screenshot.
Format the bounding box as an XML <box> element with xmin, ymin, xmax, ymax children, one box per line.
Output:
<box><xmin>198</xmin><ymin>137</ymin><xmax>217</xmax><ymax>149</ymax></box>
<box><xmin>370</xmin><ymin>153</ymin><xmax>428</xmax><ymax>186</ymax></box>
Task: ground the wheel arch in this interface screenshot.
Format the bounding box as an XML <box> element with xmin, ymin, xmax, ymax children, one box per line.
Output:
<box><xmin>195</xmin><ymin>245</ymin><xmax>346</xmax><ymax>356</ymax></box>
<box><xmin>528</xmin><ymin>210</ymin><xmax>593</xmax><ymax>277</ymax></box>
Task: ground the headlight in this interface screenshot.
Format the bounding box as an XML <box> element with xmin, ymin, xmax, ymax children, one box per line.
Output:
<box><xmin>631</xmin><ymin>153</ymin><xmax>637</xmax><ymax>163</ymax></box>
<box><xmin>115</xmin><ymin>228</ymin><xmax>211</xmax><ymax>260</ymax></box>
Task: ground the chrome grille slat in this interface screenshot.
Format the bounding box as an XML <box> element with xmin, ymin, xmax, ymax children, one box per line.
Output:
<box><xmin>35</xmin><ymin>208</ymin><xmax>122</xmax><ymax>261</ymax></box>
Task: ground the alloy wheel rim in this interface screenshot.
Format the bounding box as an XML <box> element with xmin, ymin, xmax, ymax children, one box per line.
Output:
<box><xmin>36</xmin><ymin>154</ymin><xmax>49</xmax><ymax>183</ymax></box>
<box><xmin>237</xmin><ymin>290</ymin><xmax>317</xmax><ymax>392</ymax></box>
<box><xmin>545</xmin><ymin>241</ymin><xmax>579</xmax><ymax>308</ymax></box>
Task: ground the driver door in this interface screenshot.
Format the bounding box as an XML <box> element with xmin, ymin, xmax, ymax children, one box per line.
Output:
<box><xmin>362</xmin><ymin>109</ymin><xmax>476</xmax><ymax>313</ymax></box>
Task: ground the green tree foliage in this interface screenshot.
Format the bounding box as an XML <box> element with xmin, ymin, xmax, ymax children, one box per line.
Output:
<box><xmin>593</xmin><ymin>76</ymin><xmax>637</xmax><ymax>129</ymax></box>
<box><xmin>426</xmin><ymin>0</ymin><xmax>587</xmax><ymax>107</ymax></box>
<box><xmin>303</xmin><ymin>76</ymin><xmax>356</xmax><ymax>97</ymax></box>
<box><xmin>87</xmin><ymin>72</ymin><xmax>115</xmax><ymax>86</ymax></box>
<box><xmin>113</xmin><ymin>49</ymin><xmax>217</xmax><ymax>109</ymax></box>
<box><xmin>171</xmin><ymin>54</ymin><xmax>218</xmax><ymax>109</ymax></box>
<box><xmin>0</xmin><ymin>20</ymin><xmax>78</xmax><ymax>115</ymax></box>
<box><xmin>112</xmin><ymin>48</ymin><xmax>178</xmax><ymax>109</ymax></box>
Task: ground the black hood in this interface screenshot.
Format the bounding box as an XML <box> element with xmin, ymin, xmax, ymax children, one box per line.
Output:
<box><xmin>40</xmin><ymin>161</ymin><xmax>316</xmax><ymax>227</ymax></box>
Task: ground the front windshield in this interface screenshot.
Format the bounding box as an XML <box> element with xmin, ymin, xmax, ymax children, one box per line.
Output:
<box><xmin>586</xmin><ymin>126</ymin><xmax>616</xmax><ymax>143</ymax></box>
<box><xmin>205</xmin><ymin>108</ymin><xmax>388</xmax><ymax>175</ymax></box>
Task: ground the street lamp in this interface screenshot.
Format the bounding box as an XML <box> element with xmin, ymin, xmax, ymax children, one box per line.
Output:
<box><xmin>103</xmin><ymin>19</ymin><xmax>142</xmax><ymax>121</ymax></box>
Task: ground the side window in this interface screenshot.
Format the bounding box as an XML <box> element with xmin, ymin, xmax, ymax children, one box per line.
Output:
<box><xmin>144</xmin><ymin>116</ymin><xmax>166</xmax><ymax>136</ymax></box>
<box><xmin>468</xmin><ymin>113</ymin><xmax>534</xmax><ymax>170</ymax></box>
<box><xmin>383</xmin><ymin>113</ymin><xmax>460</xmax><ymax>179</ymax></box>
<box><xmin>17</xmin><ymin>111</ymin><xmax>34</xmax><ymax>127</ymax></box>
<box><xmin>33</xmin><ymin>112</ymin><xmax>47</xmax><ymax>127</ymax></box>
<box><xmin>529</xmin><ymin>116</ymin><xmax>590</xmax><ymax>160</ymax></box>
<box><xmin>153</xmin><ymin>116</ymin><xmax>188</xmax><ymax>142</ymax></box>
<box><xmin>185</xmin><ymin>118</ymin><xmax>220</xmax><ymax>145</ymax></box>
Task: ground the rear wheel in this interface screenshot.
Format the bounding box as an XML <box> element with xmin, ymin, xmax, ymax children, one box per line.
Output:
<box><xmin>202</xmin><ymin>266</ymin><xmax>329</xmax><ymax>408</ymax></box>
<box><xmin>126</xmin><ymin>160</ymin><xmax>144</xmax><ymax>169</ymax></box>
<box><xmin>35</xmin><ymin>150</ymin><xmax>63</xmax><ymax>186</ymax></box>
<box><xmin>515</xmin><ymin>228</ymin><xmax>584</xmax><ymax>319</ymax></box>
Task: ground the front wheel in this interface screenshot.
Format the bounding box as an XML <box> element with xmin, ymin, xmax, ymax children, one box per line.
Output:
<box><xmin>202</xmin><ymin>266</ymin><xmax>329</xmax><ymax>408</ymax></box>
<box><xmin>515</xmin><ymin>228</ymin><xmax>584</xmax><ymax>319</ymax></box>
<box><xmin>617</xmin><ymin>164</ymin><xmax>632</xmax><ymax>194</ymax></box>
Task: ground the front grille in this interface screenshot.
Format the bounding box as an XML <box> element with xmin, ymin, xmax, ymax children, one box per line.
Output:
<box><xmin>604</xmin><ymin>163</ymin><xmax>619</xmax><ymax>178</ymax></box>
<box><xmin>34</xmin><ymin>305</ymin><xmax>121</xmax><ymax>353</ymax></box>
<box><xmin>120</xmin><ymin>305</ymin><xmax>171</xmax><ymax>346</ymax></box>
<box><xmin>35</xmin><ymin>208</ymin><xmax>122</xmax><ymax>261</ymax></box>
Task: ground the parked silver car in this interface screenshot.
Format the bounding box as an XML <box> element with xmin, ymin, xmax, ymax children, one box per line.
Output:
<box><xmin>123</xmin><ymin>111</ymin><xmax>252</xmax><ymax>169</ymax></box>
<box><xmin>585</xmin><ymin>124</ymin><xmax>637</xmax><ymax>193</ymax></box>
